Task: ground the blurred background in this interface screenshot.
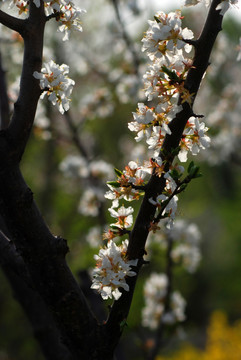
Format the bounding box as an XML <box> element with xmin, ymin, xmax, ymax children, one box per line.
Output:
<box><xmin>0</xmin><ymin>0</ymin><xmax>241</xmax><ymax>359</ymax></box>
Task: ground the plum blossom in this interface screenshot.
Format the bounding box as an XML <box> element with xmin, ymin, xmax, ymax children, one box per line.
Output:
<box><xmin>142</xmin><ymin>273</ymin><xmax>168</xmax><ymax>329</ymax></box>
<box><xmin>91</xmin><ymin>240</ymin><xmax>138</xmax><ymax>300</ymax></box>
<box><xmin>172</xmin><ymin>244</ymin><xmax>201</xmax><ymax>273</ymax></box>
<box><xmin>142</xmin><ymin>11</ymin><xmax>194</xmax><ymax>60</ymax></box>
<box><xmin>59</xmin><ymin>155</ymin><xmax>89</xmax><ymax>178</ymax></box>
<box><xmin>142</xmin><ymin>273</ymin><xmax>186</xmax><ymax>328</ymax></box>
<box><xmin>163</xmin><ymin>291</ymin><xmax>186</xmax><ymax>325</ymax></box>
<box><xmin>33</xmin><ymin>60</ymin><xmax>75</xmax><ymax>114</ymax></box>
<box><xmin>6</xmin><ymin>0</ymin><xmax>86</xmax><ymax>34</ymax></box>
<box><xmin>132</xmin><ymin>103</ymin><xmax>156</xmax><ymax>125</ymax></box>
<box><xmin>86</xmin><ymin>226</ymin><xmax>101</xmax><ymax>248</ymax></box>
<box><xmin>178</xmin><ymin>116</ymin><xmax>210</xmax><ymax>162</ymax></box>
<box><xmin>109</xmin><ymin>205</ymin><xmax>134</xmax><ymax>229</ymax></box>
<box><xmin>150</xmin><ymin>219</ymin><xmax>202</xmax><ymax>273</ymax></box>
<box><xmin>58</xmin><ymin>5</ymin><xmax>86</xmax><ymax>41</ymax></box>
<box><xmin>9</xmin><ymin>0</ymin><xmax>86</xmax><ymax>40</ymax></box>
<box><xmin>78</xmin><ymin>187</ymin><xmax>104</xmax><ymax>217</ymax></box>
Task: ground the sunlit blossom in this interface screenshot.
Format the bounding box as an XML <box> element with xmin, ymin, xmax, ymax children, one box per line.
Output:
<box><xmin>33</xmin><ymin>60</ymin><xmax>75</xmax><ymax>114</ymax></box>
<box><xmin>91</xmin><ymin>240</ymin><xmax>138</xmax><ymax>300</ymax></box>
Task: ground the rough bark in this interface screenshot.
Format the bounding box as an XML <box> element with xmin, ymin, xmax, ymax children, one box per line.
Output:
<box><xmin>0</xmin><ymin>1</ymin><xmax>225</xmax><ymax>359</ymax></box>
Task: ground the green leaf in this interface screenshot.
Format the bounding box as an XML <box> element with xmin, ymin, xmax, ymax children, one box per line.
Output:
<box><xmin>114</xmin><ymin>168</ymin><xmax>123</xmax><ymax>178</ymax></box>
<box><xmin>187</xmin><ymin>161</ymin><xmax>195</xmax><ymax>174</ymax></box>
<box><xmin>107</xmin><ymin>181</ymin><xmax>120</xmax><ymax>188</ymax></box>
<box><xmin>154</xmin><ymin>15</ymin><xmax>161</xmax><ymax>23</ymax></box>
<box><xmin>120</xmin><ymin>319</ymin><xmax>128</xmax><ymax>331</ymax></box>
<box><xmin>161</xmin><ymin>65</ymin><xmax>180</xmax><ymax>82</ymax></box>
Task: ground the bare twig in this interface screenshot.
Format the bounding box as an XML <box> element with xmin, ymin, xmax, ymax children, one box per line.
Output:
<box><xmin>111</xmin><ymin>0</ymin><xmax>140</xmax><ymax>75</ymax></box>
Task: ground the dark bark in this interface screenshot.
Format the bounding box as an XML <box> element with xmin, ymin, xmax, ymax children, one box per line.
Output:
<box><xmin>0</xmin><ymin>3</ymin><xmax>99</xmax><ymax>359</ymax></box>
<box><xmin>0</xmin><ymin>1</ymin><xmax>225</xmax><ymax>359</ymax></box>
<box><xmin>0</xmin><ymin>52</ymin><xmax>10</xmax><ymax>129</ymax></box>
<box><xmin>0</xmin><ymin>232</ymin><xmax>73</xmax><ymax>360</ymax></box>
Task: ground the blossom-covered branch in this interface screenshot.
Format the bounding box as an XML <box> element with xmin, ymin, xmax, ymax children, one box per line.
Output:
<box><xmin>103</xmin><ymin>0</ymin><xmax>227</xmax><ymax>353</ymax></box>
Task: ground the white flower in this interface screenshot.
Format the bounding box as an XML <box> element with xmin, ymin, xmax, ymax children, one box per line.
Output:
<box><xmin>33</xmin><ymin>60</ymin><xmax>75</xmax><ymax>114</ymax></box>
<box><xmin>109</xmin><ymin>205</ymin><xmax>134</xmax><ymax>228</ymax></box>
<box><xmin>89</xmin><ymin>160</ymin><xmax>114</xmax><ymax>180</ymax></box>
<box><xmin>172</xmin><ymin>244</ymin><xmax>201</xmax><ymax>273</ymax></box>
<box><xmin>237</xmin><ymin>38</ymin><xmax>241</xmax><ymax>61</ymax></box>
<box><xmin>132</xmin><ymin>103</ymin><xmax>156</xmax><ymax>125</ymax></box>
<box><xmin>59</xmin><ymin>155</ymin><xmax>89</xmax><ymax>178</ymax></box>
<box><xmin>142</xmin><ymin>11</ymin><xmax>193</xmax><ymax>60</ymax></box>
<box><xmin>86</xmin><ymin>226</ymin><xmax>101</xmax><ymax>248</ymax></box>
<box><xmin>171</xmin><ymin>291</ymin><xmax>186</xmax><ymax>322</ymax></box>
<box><xmin>91</xmin><ymin>240</ymin><xmax>138</xmax><ymax>300</ymax></box>
<box><xmin>142</xmin><ymin>273</ymin><xmax>168</xmax><ymax>329</ymax></box>
<box><xmin>178</xmin><ymin>116</ymin><xmax>210</xmax><ymax>162</ymax></box>
<box><xmin>142</xmin><ymin>272</ymin><xmax>186</xmax><ymax>328</ymax></box>
<box><xmin>163</xmin><ymin>291</ymin><xmax>186</xmax><ymax>324</ymax></box>
<box><xmin>58</xmin><ymin>6</ymin><xmax>86</xmax><ymax>41</ymax></box>
<box><xmin>78</xmin><ymin>188</ymin><xmax>103</xmax><ymax>217</ymax></box>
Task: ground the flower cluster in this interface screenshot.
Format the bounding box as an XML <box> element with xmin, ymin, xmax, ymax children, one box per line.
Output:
<box><xmin>33</xmin><ymin>60</ymin><xmax>75</xmax><ymax>114</ymax></box>
<box><xmin>142</xmin><ymin>273</ymin><xmax>186</xmax><ymax>329</ymax></box>
<box><xmin>178</xmin><ymin>116</ymin><xmax>210</xmax><ymax>162</ymax></box>
<box><xmin>44</xmin><ymin>1</ymin><xmax>86</xmax><ymax>41</ymax></box>
<box><xmin>128</xmin><ymin>10</ymin><xmax>211</xmax><ymax>168</ymax></box>
<box><xmin>152</xmin><ymin>219</ymin><xmax>202</xmax><ymax>273</ymax></box>
<box><xmin>2</xmin><ymin>0</ymin><xmax>86</xmax><ymax>41</ymax></box>
<box><xmin>91</xmin><ymin>240</ymin><xmax>138</xmax><ymax>300</ymax></box>
<box><xmin>60</xmin><ymin>156</ymin><xmax>114</xmax><ymax>218</ymax></box>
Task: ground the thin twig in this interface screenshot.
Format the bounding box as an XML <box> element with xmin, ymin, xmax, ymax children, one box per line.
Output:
<box><xmin>112</xmin><ymin>0</ymin><xmax>140</xmax><ymax>75</ymax></box>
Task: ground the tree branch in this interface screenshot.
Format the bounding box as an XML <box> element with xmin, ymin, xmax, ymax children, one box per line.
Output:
<box><xmin>6</xmin><ymin>2</ymin><xmax>46</xmax><ymax>161</ymax></box>
<box><xmin>0</xmin><ymin>163</ymin><xmax>99</xmax><ymax>358</ymax></box>
<box><xmin>0</xmin><ymin>50</ymin><xmax>10</xmax><ymax>129</ymax></box>
<box><xmin>0</xmin><ymin>9</ymin><xmax>25</xmax><ymax>34</ymax></box>
<box><xmin>0</xmin><ymin>3</ymin><xmax>99</xmax><ymax>358</ymax></box>
<box><xmin>105</xmin><ymin>0</ymin><xmax>224</xmax><ymax>351</ymax></box>
<box><xmin>0</xmin><ymin>231</ymin><xmax>73</xmax><ymax>360</ymax></box>
<box><xmin>111</xmin><ymin>0</ymin><xmax>140</xmax><ymax>75</ymax></box>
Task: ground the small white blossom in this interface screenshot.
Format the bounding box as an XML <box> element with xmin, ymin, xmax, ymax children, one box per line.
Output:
<box><xmin>59</xmin><ymin>155</ymin><xmax>89</xmax><ymax>178</ymax></box>
<box><xmin>133</xmin><ymin>103</ymin><xmax>156</xmax><ymax>125</ymax></box>
<box><xmin>86</xmin><ymin>226</ymin><xmax>101</xmax><ymax>248</ymax></box>
<box><xmin>89</xmin><ymin>160</ymin><xmax>114</xmax><ymax>181</ymax></box>
<box><xmin>178</xmin><ymin>116</ymin><xmax>210</xmax><ymax>162</ymax></box>
<box><xmin>163</xmin><ymin>291</ymin><xmax>186</xmax><ymax>324</ymax></box>
<box><xmin>33</xmin><ymin>60</ymin><xmax>75</xmax><ymax>114</ymax></box>
<box><xmin>142</xmin><ymin>273</ymin><xmax>168</xmax><ymax>329</ymax></box>
<box><xmin>78</xmin><ymin>188</ymin><xmax>103</xmax><ymax>217</ymax></box>
<box><xmin>58</xmin><ymin>6</ymin><xmax>86</xmax><ymax>41</ymax></box>
<box><xmin>142</xmin><ymin>273</ymin><xmax>186</xmax><ymax>329</ymax></box>
<box><xmin>91</xmin><ymin>240</ymin><xmax>138</xmax><ymax>300</ymax></box>
<box><xmin>109</xmin><ymin>205</ymin><xmax>134</xmax><ymax>229</ymax></box>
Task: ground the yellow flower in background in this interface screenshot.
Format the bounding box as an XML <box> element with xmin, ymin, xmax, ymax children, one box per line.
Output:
<box><xmin>156</xmin><ymin>311</ymin><xmax>241</xmax><ymax>360</ymax></box>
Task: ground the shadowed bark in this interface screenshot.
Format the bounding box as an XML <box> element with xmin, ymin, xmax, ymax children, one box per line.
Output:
<box><xmin>0</xmin><ymin>1</ymin><xmax>225</xmax><ymax>359</ymax></box>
